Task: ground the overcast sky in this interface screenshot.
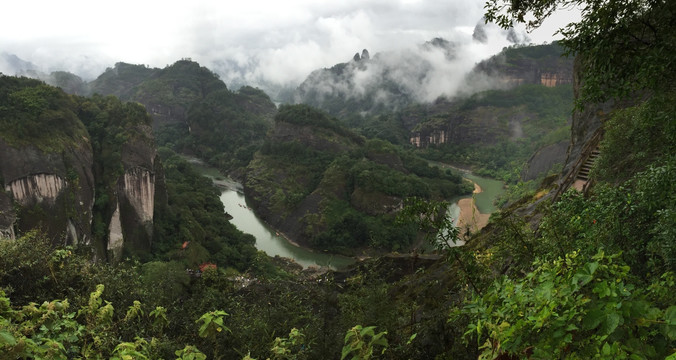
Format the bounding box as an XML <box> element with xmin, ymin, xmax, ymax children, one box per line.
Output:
<box><xmin>0</xmin><ymin>0</ymin><xmax>578</xmax><ymax>89</ymax></box>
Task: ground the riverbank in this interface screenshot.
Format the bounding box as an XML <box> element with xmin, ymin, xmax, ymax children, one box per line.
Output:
<box><xmin>456</xmin><ymin>181</ymin><xmax>491</xmax><ymax>239</ymax></box>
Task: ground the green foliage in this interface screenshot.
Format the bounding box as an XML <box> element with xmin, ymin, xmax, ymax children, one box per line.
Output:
<box><xmin>196</xmin><ymin>310</ymin><xmax>231</xmax><ymax>339</ymax></box>
<box><xmin>0</xmin><ymin>75</ymin><xmax>88</xmax><ymax>152</ymax></box>
<box><xmin>141</xmin><ymin>261</ymin><xmax>190</xmax><ymax>307</ymax></box>
<box><xmin>153</xmin><ymin>149</ymin><xmax>257</xmax><ymax>270</ymax></box>
<box><xmin>500</xmin><ymin>42</ymin><xmax>567</xmax><ymax>61</ymax></box>
<box><xmin>87</xmin><ymin>62</ymin><xmax>155</xmax><ymax>100</ymax></box>
<box><xmin>249</xmin><ymin>105</ymin><xmax>470</xmax><ymax>253</ymax></box>
<box><xmin>595</xmin><ymin>92</ymin><xmax>676</xmax><ymax>182</ymax></box>
<box><xmin>269</xmin><ymin>327</ymin><xmax>308</xmax><ymax>360</ymax></box>
<box><xmin>464</xmin><ymin>250</ymin><xmax>675</xmax><ymax>359</ymax></box>
<box><xmin>397</xmin><ymin>197</ymin><xmax>460</xmax><ymax>251</ymax></box>
<box><xmin>97</xmin><ymin>59</ymin><xmax>277</xmax><ymax>175</ymax></box>
<box><xmin>276</xmin><ymin>104</ymin><xmax>364</xmax><ymax>145</ymax></box>
<box><xmin>397</xmin><ymin>197</ymin><xmax>486</xmax><ymax>293</ymax></box>
<box><xmin>176</xmin><ymin>345</ymin><xmax>207</xmax><ymax>360</ymax></box>
<box><xmin>537</xmin><ymin>159</ymin><xmax>676</xmax><ymax>277</ymax></box>
<box><xmin>180</xmin><ymin>86</ymin><xmax>275</xmax><ymax>172</ymax></box>
<box><xmin>341</xmin><ymin>325</ymin><xmax>388</xmax><ymax>360</ymax></box>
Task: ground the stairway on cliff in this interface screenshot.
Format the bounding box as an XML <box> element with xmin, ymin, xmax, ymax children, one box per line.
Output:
<box><xmin>573</xmin><ymin>147</ymin><xmax>600</xmax><ymax>191</ymax></box>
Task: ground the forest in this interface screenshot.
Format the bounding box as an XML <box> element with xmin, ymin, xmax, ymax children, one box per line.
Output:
<box><xmin>1</xmin><ymin>0</ymin><xmax>675</xmax><ymax>358</ymax></box>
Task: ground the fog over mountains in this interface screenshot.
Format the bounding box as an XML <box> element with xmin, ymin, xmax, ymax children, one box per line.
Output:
<box><xmin>1</xmin><ymin>0</ymin><xmax>577</xmax><ymax>100</ymax></box>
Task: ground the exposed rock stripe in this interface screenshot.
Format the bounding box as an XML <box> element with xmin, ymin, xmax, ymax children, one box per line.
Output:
<box><xmin>5</xmin><ymin>174</ymin><xmax>66</xmax><ymax>205</ymax></box>
<box><xmin>123</xmin><ymin>167</ymin><xmax>155</xmax><ymax>223</ymax></box>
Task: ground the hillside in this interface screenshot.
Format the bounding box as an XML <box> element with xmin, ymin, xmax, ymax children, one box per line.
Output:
<box><xmin>244</xmin><ymin>104</ymin><xmax>472</xmax><ymax>253</ymax></box>
<box><xmin>0</xmin><ymin>76</ymin><xmax>159</xmax><ymax>261</ymax></box>
<box><xmin>409</xmin><ymin>83</ymin><xmax>572</xmax><ymax>183</ymax></box>
<box><xmin>0</xmin><ymin>76</ymin><xmax>258</xmax><ymax>270</ymax></box>
<box><xmin>293</xmin><ymin>43</ymin><xmax>574</xmax><ymax>201</ymax></box>
<box><xmin>88</xmin><ymin>60</ymin><xmax>277</xmax><ymax>174</ymax></box>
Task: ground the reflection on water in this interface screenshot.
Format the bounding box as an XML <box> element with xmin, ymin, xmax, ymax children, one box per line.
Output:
<box><xmin>461</xmin><ymin>173</ymin><xmax>505</xmax><ymax>214</ymax></box>
<box><xmin>185</xmin><ymin>157</ymin><xmax>354</xmax><ymax>269</ymax></box>
<box><xmin>219</xmin><ymin>189</ymin><xmax>355</xmax><ymax>269</ymax></box>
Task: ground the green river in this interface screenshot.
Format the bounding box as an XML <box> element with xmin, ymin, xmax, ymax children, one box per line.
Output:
<box><xmin>188</xmin><ymin>157</ymin><xmax>504</xmax><ymax>269</ymax></box>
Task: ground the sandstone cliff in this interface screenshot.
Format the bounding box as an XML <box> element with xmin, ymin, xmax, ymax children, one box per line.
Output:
<box><xmin>106</xmin><ymin>123</ymin><xmax>159</xmax><ymax>261</ymax></box>
<box><xmin>0</xmin><ymin>76</ymin><xmax>163</xmax><ymax>262</ymax></box>
<box><xmin>0</xmin><ymin>135</ymin><xmax>95</xmax><ymax>245</ymax></box>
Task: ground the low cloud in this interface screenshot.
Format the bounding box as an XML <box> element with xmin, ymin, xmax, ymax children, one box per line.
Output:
<box><xmin>0</xmin><ymin>0</ymin><xmax>570</xmax><ymax>97</ymax></box>
<box><xmin>293</xmin><ymin>22</ymin><xmax>531</xmax><ymax>110</ymax></box>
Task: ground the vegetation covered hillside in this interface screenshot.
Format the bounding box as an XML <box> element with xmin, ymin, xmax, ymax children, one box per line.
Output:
<box><xmin>89</xmin><ymin>60</ymin><xmax>277</xmax><ymax>175</ymax></box>
<box><xmin>0</xmin><ymin>75</ymin><xmax>258</xmax><ymax>268</ymax></box>
<box><xmin>294</xmin><ymin>43</ymin><xmax>575</xmax><ymax>208</ymax></box>
<box><xmin>408</xmin><ymin>82</ymin><xmax>572</xmax><ymax>206</ymax></box>
<box><xmin>245</xmin><ymin>104</ymin><xmax>472</xmax><ymax>253</ymax></box>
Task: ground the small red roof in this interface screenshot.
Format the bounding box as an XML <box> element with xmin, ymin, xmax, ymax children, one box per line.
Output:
<box><xmin>199</xmin><ymin>262</ymin><xmax>217</xmax><ymax>272</ymax></box>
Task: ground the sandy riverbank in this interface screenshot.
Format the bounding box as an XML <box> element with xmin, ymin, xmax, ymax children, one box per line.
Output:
<box><xmin>456</xmin><ymin>182</ymin><xmax>491</xmax><ymax>239</ymax></box>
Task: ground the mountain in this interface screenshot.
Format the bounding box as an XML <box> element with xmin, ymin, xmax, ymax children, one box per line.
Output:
<box><xmin>0</xmin><ymin>52</ymin><xmax>38</xmax><ymax>75</ymax></box>
<box><xmin>0</xmin><ymin>76</ymin><xmax>161</xmax><ymax>261</ymax></box>
<box><xmin>244</xmin><ymin>104</ymin><xmax>472</xmax><ymax>253</ymax></box>
<box><xmin>293</xmin><ymin>38</ymin><xmax>462</xmax><ymax>118</ymax></box>
<box><xmin>88</xmin><ymin>60</ymin><xmax>277</xmax><ymax>174</ymax></box>
<box><xmin>363</xmin><ymin>43</ymin><xmax>574</xmax><ymax>191</ymax></box>
<box><xmin>470</xmin><ymin>42</ymin><xmax>573</xmax><ymax>88</ymax></box>
<box><xmin>291</xmin><ymin>43</ymin><xmax>575</xmax><ymax>190</ymax></box>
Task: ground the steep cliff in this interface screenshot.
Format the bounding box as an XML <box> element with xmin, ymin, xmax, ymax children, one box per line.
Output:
<box><xmin>76</xmin><ymin>94</ymin><xmax>161</xmax><ymax>261</ymax></box>
<box><xmin>0</xmin><ymin>75</ymin><xmax>163</xmax><ymax>262</ymax></box>
<box><xmin>472</xmin><ymin>42</ymin><xmax>574</xmax><ymax>88</ymax></box>
<box><xmin>0</xmin><ymin>76</ymin><xmax>95</xmax><ymax>245</ymax></box>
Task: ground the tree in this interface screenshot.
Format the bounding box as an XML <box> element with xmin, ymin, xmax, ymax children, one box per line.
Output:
<box><xmin>484</xmin><ymin>0</ymin><xmax>676</xmax><ymax>104</ymax></box>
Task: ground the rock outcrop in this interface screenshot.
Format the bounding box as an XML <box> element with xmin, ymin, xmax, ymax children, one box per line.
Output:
<box><xmin>0</xmin><ymin>76</ymin><xmax>163</xmax><ymax>262</ymax></box>
<box><xmin>0</xmin><ymin>191</ymin><xmax>16</xmax><ymax>240</ymax></box>
<box><xmin>521</xmin><ymin>140</ymin><xmax>569</xmax><ymax>181</ymax></box>
<box><xmin>0</xmin><ymin>138</ymin><xmax>95</xmax><ymax>246</ymax></box>
<box><xmin>473</xmin><ymin>43</ymin><xmax>574</xmax><ymax>88</ymax></box>
<box><xmin>105</xmin><ymin>123</ymin><xmax>159</xmax><ymax>261</ymax></box>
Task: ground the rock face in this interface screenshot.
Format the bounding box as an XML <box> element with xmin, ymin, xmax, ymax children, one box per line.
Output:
<box><xmin>0</xmin><ymin>191</ymin><xmax>16</xmax><ymax>239</ymax></box>
<box><xmin>473</xmin><ymin>43</ymin><xmax>574</xmax><ymax>88</ymax></box>
<box><xmin>553</xmin><ymin>57</ymin><xmax>626</xmax><ymax>197</ymax></box>
<box><xmin>521</xmin><ymin>140</ymin><xmax>569</xmax><ymax>181</ymax></box>
<box><xmin>0</xmin><ymin>76</ymin><xmax>163</xmax><ymax>262</ymax></box>
<box><xmin>0</xmin><ymin>138</ymin><xmax>95</xmax><ymax>245</ymax></box>
<box><xmin>0</xmin><ymin>125</ymin><xmax>160</xmax><ymax>258</ymax></box>
<box><xmin>106</xmin><ymin>124</ymin><xmax>159</xmax><ymax>261</ymax></box>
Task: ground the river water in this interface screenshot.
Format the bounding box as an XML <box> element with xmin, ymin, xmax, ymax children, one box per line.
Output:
<box><xmin>185</xmin><ymin>157</ymin><xmax>355</xmax><ymax>269</ymax></box>
<box><xmin>440</xmin><ymin>165</ymin><xmax>505</xmax><ymax>227</ymax></box>
<box><xmin>186</xmin><ymin>157</ymin><xmax>503</xmax><ymax>269</ymax></box>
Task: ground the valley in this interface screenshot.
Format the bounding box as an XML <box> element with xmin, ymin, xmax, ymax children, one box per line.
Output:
<box><xmin>1</xmin><ymin>1</ymin><xmax>675</xmax><ymax>357</ymax></box>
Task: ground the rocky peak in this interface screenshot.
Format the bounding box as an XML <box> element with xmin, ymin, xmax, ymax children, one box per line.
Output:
<box><xmin>353</xmin><ymin>49</ymin><xmax>370</xmax><ymax>62</ymax></box>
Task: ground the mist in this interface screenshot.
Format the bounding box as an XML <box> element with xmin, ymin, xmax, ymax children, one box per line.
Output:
<box><xmin>0</xmin><ymin>0</ymin><xmax>576</xmax><ymax>98</ymax></box>
<box><xmin>292</xmin><ymin>22</ymin><xmax>534</xmax><ymax>112</ymax></box>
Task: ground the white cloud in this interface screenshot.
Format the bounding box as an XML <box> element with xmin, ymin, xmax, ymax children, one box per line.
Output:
<box><xmin>0</xmin><ymin>0</ymin><xmax>577</xmax><ymax>89</ymax></box>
